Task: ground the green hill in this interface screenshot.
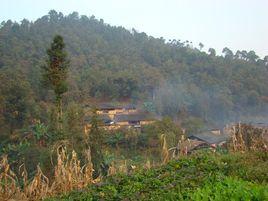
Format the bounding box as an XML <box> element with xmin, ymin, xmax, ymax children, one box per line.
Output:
<box><xmin>1</xmin><ymin>10</ymin><xmax>268</xmax><ymax>134</ymax></box>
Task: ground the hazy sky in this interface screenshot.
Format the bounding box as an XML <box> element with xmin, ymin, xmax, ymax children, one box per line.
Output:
<box><xmin>1</xmin><ymin>0</ymin><xmax>268</xmax><ymax>57</ymax></box>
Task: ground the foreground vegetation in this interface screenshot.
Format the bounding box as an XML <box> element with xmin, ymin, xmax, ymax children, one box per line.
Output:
<box><xmin>46</xmin><ymin>151</ymin><xmax>268</xmax><ymax>201</ymax></box>
<box><xmin>1</xmin><ymin>122</ymin><xmax>267</xmax><ymax>200</ymax></box>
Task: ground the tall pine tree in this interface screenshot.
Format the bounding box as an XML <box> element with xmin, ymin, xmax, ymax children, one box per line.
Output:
<box><xmin>42</xmin><ymin>35</ymin><xmax>69</xmax><ymax>137</ymax></box>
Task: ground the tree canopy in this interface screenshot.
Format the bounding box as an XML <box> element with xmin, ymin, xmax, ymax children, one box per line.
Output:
<box><xmin>42</xmin><ymin>35</ymin><xmax>69</xmax><ymax>135</ymax></box>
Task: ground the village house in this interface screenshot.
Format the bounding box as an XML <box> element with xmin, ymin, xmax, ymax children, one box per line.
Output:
<box><xmin>96</xmin><ymin>103</ymin><xmax>125</xmax><ymax>119</ymax></box>
<box><xmin>84</xmin><ymin>103</ymin><xmax>156</xmax><ymax>131</ymax></box>
<box><xmin>96</xmin><ymin>103</ymin><xmax>137</xmax><ymax>119</ymax></box>
<box><xmin>114</xmin><ymin>113</ymin><xmax>155</xmax><ymax>129</ymax></box>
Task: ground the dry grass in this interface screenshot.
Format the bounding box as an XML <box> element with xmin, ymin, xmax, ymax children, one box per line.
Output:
<box><xmin>107</xmin><ymin>159</ymin><xmax>139</xmax><ymax>176</ymax></box>
<box><xmin>176</xmin><ymin>135</ymin><xmax>189</xmax><ymax>157</ymax></box>
<box><xmin>228</xmin><ymin>123</ymin><xmax>268</xmax><ymax>152</ymax></box>
<box><xmin>23</xmin><ymin>165</ymin><xmax>50</xmax><ymax>200</ymax></box>
<box><xmin>165</xmin><ymin>134</ymin><xmax>190</xmax><ymax>162</ymax></box>
<box><xmin>51</xmin><ymin>147</ymin><xmax>93</xmax><ymax>194</ymax></box>
<box><xmin>107</xmin><ymin>161</ymin><xmax>117</xmax><ymax>176</ymax></box>
<box><xmin>0</xmin><ymin>146</ymin><xmax>95</xmax><ymax>201</ymax></box>
<box><xmin>160</xmin><ymin>134</ymin><xmax>188</xmax><ymax>164</ymax></box>
<box><xmin>118</xmin><ymin>160</ymin><xmax>128</xmax><ymax>174</ymax></box>
<box><xmin>0</xmin><ymin>155</ymin><xmax>24</xmax><ymax>200</ymax></box>
<box><xmin>160</xmin><ymin>134</ymin><xmax>169</xmax><ymax>164</ymax></box>
<box><xmin>144</xmin><ymin>159</ymin><xmax>151</xmax><ymax>169</ymax></box>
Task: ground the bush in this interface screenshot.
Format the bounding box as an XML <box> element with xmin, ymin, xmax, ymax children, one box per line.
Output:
<box><xmin>190</xmin><ymin>177</ymin><xmax>268</xmax><ymax>201</ymax></box>
<box><xmin>142</xmin><ymin>117</ymin><xmax>183</xmax><ymax>148</ymax></box>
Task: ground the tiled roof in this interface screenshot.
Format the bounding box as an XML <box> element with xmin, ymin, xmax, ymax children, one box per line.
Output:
<box><xmin>114</xmin><ymin>113</ymin><xmax>154</xmax><ymax>122</ymax></box>
<box><xmin>97</xmin><ymin>103</ymin><xmax>123</xmax><ymax>110</ymax></box>
<box><xmin>188</xmin><ymin>132</ymin><xmax>229</xmax><ymax>144</ymax></box>
<box><xmin>124</xmin><ymin>104</ymin><xmax>136</xmax><ymax>110</ymax></box>
<box><xmin>96</xmin><ymin>103</ymin><xmax>137</xmax><ymax>110</ymax></box>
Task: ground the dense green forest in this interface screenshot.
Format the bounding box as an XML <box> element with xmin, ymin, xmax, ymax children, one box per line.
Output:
<box><xmin>1</xmin><ymin>10</ymin><xmax>268</xmax><ymax>136</ymax></box>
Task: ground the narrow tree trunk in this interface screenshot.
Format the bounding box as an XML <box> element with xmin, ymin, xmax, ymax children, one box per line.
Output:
<box><xmin>59</xmin><ymin>97</ymin><xmax>63</xmax><ymax>131</ymax></box>
<box><xmin>56</xmin><ymin>96</ymin><xmax>63</xmax><ymax>134</ymax></box>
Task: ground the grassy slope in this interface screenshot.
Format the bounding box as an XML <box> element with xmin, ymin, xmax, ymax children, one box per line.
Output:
<box><xmin>47</xmin><ymin>151</ymin><xmax>268</xmax><ymax>201</ymax></box>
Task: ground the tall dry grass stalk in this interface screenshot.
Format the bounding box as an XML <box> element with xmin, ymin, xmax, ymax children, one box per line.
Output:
<box><xmin>107</xmin><ymin>161</ymin><xmax>117</xmax><ymax>176</ymax></box>
<box><xmin>161</xmin><ymin>134</ymin><xmax>189</xmax><ymax>164</ymax></box>
<box><xmin>118</xmin><ymin>160</ymin><xmax>128</xmax><ymax>174</ymax></box>
<box><xmin>144</xmin><ymin>159</ymin><xmax>151</xmax><ymax>169</ymax></box>
<box><xmin>160</xmin><ymin>134</ymin><xmax>169</xmax><ymax>164</ymax></box>
<box><xmin>168</xmin><ymin>134</ymin><xmax>189</xmax><ymax>160</ymax></box>
<box><xmin>177</xmin><ymin>135</ymin><xmax>188</xmax><ymax>157</ymax></box>
<box><xmin>0</xmin><ymin>146</ymin><xmax>96</xmax><ymax>201</ymax></box>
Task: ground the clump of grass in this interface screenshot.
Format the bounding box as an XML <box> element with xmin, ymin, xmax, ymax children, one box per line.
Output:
<box><xmin>23</xmin><ymin>165</ymin><xmax>50</xmax><ymax>200</ymax></box>
<box><xmin>51</xmin><ymin>146</ymin><xmax>93</xmax><ymax>194</ymax></box>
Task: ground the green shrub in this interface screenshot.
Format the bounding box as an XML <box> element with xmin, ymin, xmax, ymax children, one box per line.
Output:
<box><xmin>190</xmin><ymin>177</ymin><xmax>268</xmax><ymax>201</ymax></box>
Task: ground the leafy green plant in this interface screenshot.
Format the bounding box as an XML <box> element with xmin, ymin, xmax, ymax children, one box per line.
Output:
<box><xmin>190</xmin><ymin>177</ymin><xmax>268</xmax><ymax>201</ymax></box>
<box><xmin>105</xmin><ymin>132</ymin><xmax>124</xmax><ymax>148</ymax></box>
<box><xmin>32</xmin><ymin>122</ymin><xmax>49</xmax><ymax>141</ymax></box>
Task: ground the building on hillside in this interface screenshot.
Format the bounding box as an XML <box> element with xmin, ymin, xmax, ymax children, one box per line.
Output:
<box><xmin>114</xmin><ymin>113</ymin><xmax>155</xmax><ymax>129</ymax></box>
<box><xmin>96</xmin><ymin>103</ymin><xmax>137</xmax><ymax>119</ymax></box>
<box><xmin>96</xmin><ymin>103</ymin><xmax>124</xmax><ymax>119</ymax></box>
<box><xmin>84</xmin><ymin>103</ymin><xmax>155</xmax><ymax>131</ymax></box>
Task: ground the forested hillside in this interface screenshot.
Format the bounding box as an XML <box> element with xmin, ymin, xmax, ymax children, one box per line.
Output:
<box><xmin>1</xmin><ymin>10</ymin><xmax>268</xmax><ymax>134</ymax></box>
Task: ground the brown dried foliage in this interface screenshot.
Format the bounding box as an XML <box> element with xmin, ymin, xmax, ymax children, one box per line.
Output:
<box><xmin>160</xmin><ymin>134</ymin><xmax>169</xmax><ymax>164</ymax></box>
<box><xmin>0</xmin><ymin>147</ymin><xmax>95</xmax><ymax>201</ymax></box>
<box><xmin>228</xmin><ymin>123</ymin><xmax>268</xmax><ymax>152</ymax></box>
<box><xmin>0</xmin><ymin>155</ymin><xmax>24</xmax><ymax>200</ymax></box>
